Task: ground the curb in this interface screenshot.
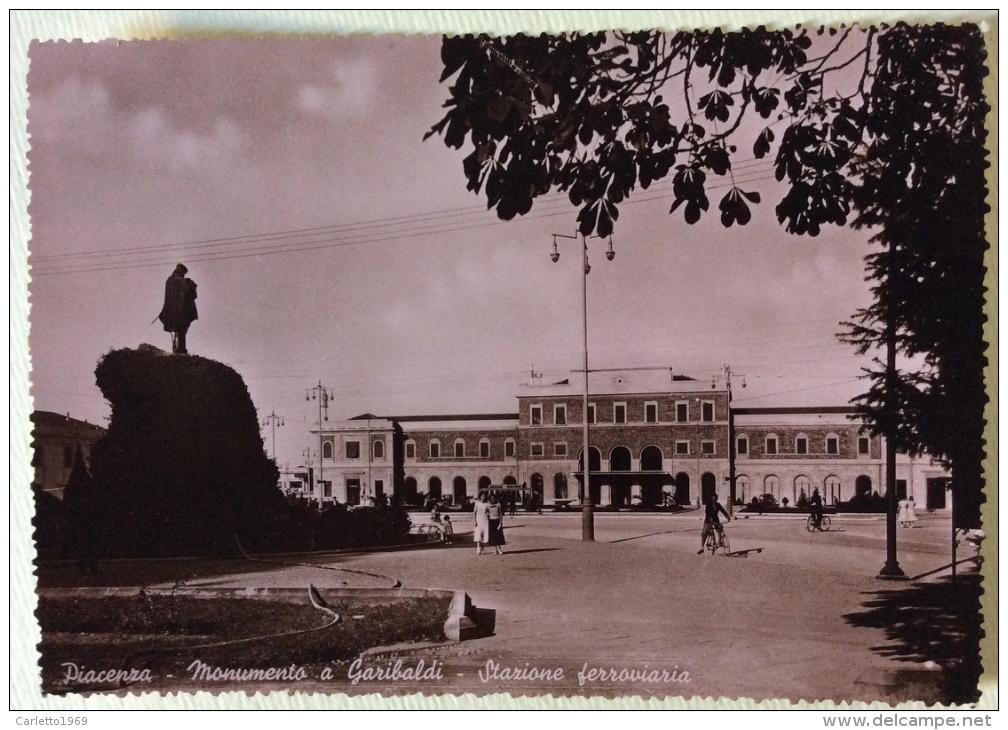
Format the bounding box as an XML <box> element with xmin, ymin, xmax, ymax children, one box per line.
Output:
<box><xmin>36</xmin><ymin>585</ymin><xmax>487</xmax><ymax>643</ymax></box>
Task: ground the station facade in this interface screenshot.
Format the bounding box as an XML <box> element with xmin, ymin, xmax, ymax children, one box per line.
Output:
<box><xmin>305</xmin><ymin>369</ymin><xmax>951</xmax><ymax>511</ymax></box>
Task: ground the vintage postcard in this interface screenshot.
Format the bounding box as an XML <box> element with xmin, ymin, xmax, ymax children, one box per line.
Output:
<box><xmin>10</xmin><ymin>10</ymin><xmax>997</xmax><ymax>713</ymax></box>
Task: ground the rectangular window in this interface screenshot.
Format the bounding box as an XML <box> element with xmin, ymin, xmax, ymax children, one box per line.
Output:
<box><xmin>701</xmin><ymin>440</ymin><xmax>716</xmax><ymax>455</ymax></box>
<box><xmin>530</xmin><ymin>442</ymin><xmax>544</xmax><ymax>458</ymax></box>
<box><xmin>737</xmin><ymin>436</ymin><xmax>749</xmax><ymax>455</ymax></box>
<box><xmin>554</xmin><ymin>442</ymin><xmax>567</xmax><ymax>458</ymax></box>
<box><xmin>530</xmin><ymin>405</ymin><xmax>542</xmax><ymax>426</ymax></box>
<box><xmin>766</xmin><ymin>437</ymin><xmax>778</xmax><ymax>455</ymax></box>
<box><xmin>826</xmin><ymin>437</ymin><xmax>839</xmax><ymax>455</ymax></box>
<box><xmin>645</xmin><ymin>402</ymin><xmax>658</xmax><ymax>423</ymax></box>
<box><xmin>614</xmin><ymin>403</ymin><xmax>627</xmax><ymax>424</ymax></box>
<box><xmin>480</xmin><ymin>441</ymin><xmax>490</xmax><ymax>458</ymax></box>
<box><xmin>374</xmin><ymin>480</ymin><xmax>384</xmax><ymax>496</ymax></box>
<box><xmin>701</xmin><ymin>401</ymin><xmax>715</xmax><ymax>422</ymax></box>
<box><xmin>455</xmin><ymin>441</ymin><xmax>465</xmax><ymax>458</ymax></box>
<box><xmin>796</xmin><ymin>437</ymin><xmax>808</xmax><ymax>455</ymax></box>
<box><xmin>345</xmin><ymin>441</ymin><xmax>360</xmax><ymax>459</ymax></box>
<box><xmin>405</xmin><ymin>441</ymin><xmax>415</xmax><ymax>459</ymax></box>
<box><xmin>587</xmin><ymin>403</ymin><xmax>596</xmax><ymax>424</ymax></box>
<box><xmin>505</xmin><ymin>439</ymin><xmax>515</xmax><ymax>458</ymax></box>
<box><xmin>430</xmin><ymin>441</ymin><xmax>440</xmax><ymax>459</ymax></box>
<box><xmin>676</xmin><ymin>402</ymin><xmax>689</xmax><ymax>423</ymax></box>
<box><xmin>554</xmin><ymin>404</ymin><xmax>567</xmax><ymax>425</ymax></box>
<box><xmin>675</xmin><ymin>440</ymin><xmax>691</xmax><ymax>456</ymax></box>
<box><xmin>858</xmin><ymin>436</ymin><xmax>870</xmax><ymax>455</ymax></box>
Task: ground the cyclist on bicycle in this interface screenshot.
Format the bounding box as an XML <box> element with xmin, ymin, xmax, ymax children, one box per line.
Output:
<box><xmin>809</xmin><ymin>488</ymin><xmax>824</xmax><ymax>530</ymax></box>
<box><xmin>698</xmin><ymin>493</ymin><xmax>731</xmax><ymax>554</ymax></box>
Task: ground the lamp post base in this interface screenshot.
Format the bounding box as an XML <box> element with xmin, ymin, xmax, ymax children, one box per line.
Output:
<box><xmin>877</xmin><ymin>562</ymin><xmax>908</xmax><ymax>581</ymax></box>
<box><xmin>582</xmin><ymin>501</ymin><xmax>595</xmax><ymax>542</ymax></box>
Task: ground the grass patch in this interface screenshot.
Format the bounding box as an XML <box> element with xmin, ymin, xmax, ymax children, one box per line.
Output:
<box><xmin>38</xmin><ymin>593</ymin><xmax>450</xmax><ymax>693</ymax></box>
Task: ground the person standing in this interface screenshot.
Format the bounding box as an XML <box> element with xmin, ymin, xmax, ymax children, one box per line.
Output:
<box><xmin>487</xmin><ymin>494</ymin><xmax>505</xmax><ymax>555</ymax></box>
<box><xmin>473</xmin><ymin>492</ymin><xmax>491</xmax><ymax>555</ymax></box>
<box><xmin>905</xmin><ymin>495</ymin><xmax>918</xmax><ymax>528</ymax></box>
<box><xmin>157</xmin><ymin>263</ymin><xmax>198</xmax><ymax>355</ymax></box>
<box><xmin>897</xmin><ymin>496</ymin><xmax>910</xmax><ymax>527</ymax></box>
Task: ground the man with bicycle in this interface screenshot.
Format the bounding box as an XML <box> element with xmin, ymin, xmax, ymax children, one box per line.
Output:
<box><xmin>809</xmin><ymin>487</ymin><xmax>824</xmax><ymax>530</ymax></box>
<box><xmin>698</xmin><ymin>492</ymin><xmax>731</xmax><ymax>554</ymax></box>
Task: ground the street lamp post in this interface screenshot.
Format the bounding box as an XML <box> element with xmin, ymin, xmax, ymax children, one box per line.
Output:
<box><xmin>550</xmin><ymin>232</ymin><xmax>615</xmax><ymax>542</ymax></box>
<box><xmin>722</xmin><ymin>365</ymin><xmax>744</xmax><ymax>518</ymax></box>
<box><xmin>261</xmin><ymin>411</ymin><xmax>284</xmax><ymax>464</ymax></box>
<box><xmin>306</xmin><ymin>381</ymin><xmax>334</xmax><ymax>506</ymax></box>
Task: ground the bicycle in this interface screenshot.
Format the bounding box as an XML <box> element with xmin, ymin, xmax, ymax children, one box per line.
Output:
<box><xmin>806</xmin><ymin>514</ymin><xmax>832</xmax><ymax>532</ymax></box>
<box><xmin>703</xmin><ymin>522</ymin><xmax>731</xmax><ymax>555</ymax></box>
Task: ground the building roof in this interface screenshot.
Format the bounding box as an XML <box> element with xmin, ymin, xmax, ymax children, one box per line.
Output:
<box><xmin>518</xmin><ymin>368</ymin><xmax>712</xmax><ymax>398</ymax></box>
<box><xmin>30</xmin><ymin>410</ymin><xmax>106</xmax><ymax>438</ymax></box>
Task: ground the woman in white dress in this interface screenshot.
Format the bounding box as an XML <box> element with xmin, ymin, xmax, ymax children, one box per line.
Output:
<box><xmin>473</xmin><ymin>492</ymin><xmax>491</xmax><ymax>555</ymax></box>
<box><xmin>905</xmin><ymin>495</ymin><xmax>918</xmax><ymax>527</ymax></box>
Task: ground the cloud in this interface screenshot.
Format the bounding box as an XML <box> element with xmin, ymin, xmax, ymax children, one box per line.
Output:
<box><xmin>28</xmin><ymin>77</ymin><xmax>112</xmax><ymax>155</ymax></box>
<box><xmin>128</xmin><ymin>109</ymin><xmax>244</xmax><ymax>171</ymax></box>
<box><xmin>296</xmin><ymin>56</ymin><xmax>378</xmax><ymax>121</ymax></box>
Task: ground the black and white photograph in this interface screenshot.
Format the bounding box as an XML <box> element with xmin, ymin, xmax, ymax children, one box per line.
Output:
<box><xmin>11</xmin><ymin>10</ymin><xmax>996</xmax><ymax>714</ymax></box>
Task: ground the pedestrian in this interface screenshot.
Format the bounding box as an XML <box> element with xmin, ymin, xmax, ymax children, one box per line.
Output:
<box><xmin>487</xmin><ymin>494</ymin><xmax>505</xmax><ymax>555</ymax></box>
<box><xmin>905</xmin><ymin>495</ymin><xmax>918</xmax><ymax>528</ymax></box>
<box><xmin>473</xmin><ymin>492</ymin><xmax>491</xmax><ymax>555</ymax></box>
<box><xmin>156</xmin><ymin>263</ymin><xmax>198</xmax><ymax>355</ymax></box>
<box><xmin>897</xmin><ymin>497</ymin><xmax>910</xmax><ymax>527</ymax></box>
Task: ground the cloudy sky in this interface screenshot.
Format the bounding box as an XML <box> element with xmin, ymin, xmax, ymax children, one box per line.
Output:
<box><xmin>25</xmin><ymin>31</ymin><xmax>881</xmax><ymax>469</ymax></box>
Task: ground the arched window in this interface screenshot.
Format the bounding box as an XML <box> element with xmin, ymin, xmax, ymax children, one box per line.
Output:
<box><xmin>403</xmin><ymin>476</ymin><xmax>418</xmax><ymax>503</ymax></box>
<box><xmin>578</xmin><ymin>447</ymin><xmax>602</xmax><ymax>472</ymax></box>
<box><xmin>640</xmin><ymin>445</ymin><xmax>663</xmax><ymax>471</ymax></box>
<box><xmin>764</xmin><ymin>474</ymin><xmax>781</xmax><ymax>502</ymax></box>
<box><xmin>856</xmin><ymin>475</ymin><xmax>873</xmax><ymax>496</ymax></box>
<box><xmin>554</xmin><ymin>473</ymin><xmax>568</xmax><ymax>500</ymax></box>
<box><xmin>452</xmin><ymin>476</ymin><xmax>467</xmax><ymax>504</ymax></box>
<box><xmin>795</xmin><ymin>433</ymin><xmax>809</xmax><ymax>455</ymax></box>
<box><xmin>824</xmin><ymin>475</ymin><xmax>842</xmax><ymax>505</ymax></box>
<box><xmin>794</xmin><ymin>474</ymin><xmax>811</xmax><ymax>504</ymax></box>
<box><xmin>478</xmin><ymin>475</ymin><xmax>492</xmax><ymax>492</ymax></box>
<box><xmin>373</xmin><ymin>440</ymin><xmax>384</xmax><ymax>459</ymax></box>
<box><xmin>736</xmin><ymin>474</ymin><xmax>752</xmax><ymax>504</ymax></box>
<box><xmin>530</xmin><ymin>473</ymin><xmax>544</xmax><ymax>500</ymax></box>
<box><xmin>454</xmin><ymin>438</ymin><xmax>465</xmax><ymax>458</ymax></box>
<box><xmin>765</xmin><ymin>433</ymin><xmax>779</xmax><ymax>455</ymax></box>
<box><xmin>674</xmin><ymin>472</ymin><xmax>690</xmax><ymax>505</ymax></box>
<box><xmin>736</xmin><ymin>434</ymin><xmax>749</xmax><ymax>456</ymax></box>
<box><xmin>322</xmin><ymin>440</ymin><xmax>333</xmax><ymax>460</ymax></box>
<box><xmin>429</xmin><ymin>439</ymin><xmax>441</xmax><ymax>459</ymax></box>
<box><xmin>609</xmin><ymin>446</ymin><xmax>632</xmax><ymax>471</ymax></box>
<box><xmin>701</xmin><ymin>472</ymin><xmax>717</xmax><ymax>505</ymax></box>
<box><xmin>428</xmin><ymin>476</ymin><xmax>442</xmax><ymax>499</ymax></box>
<box><xmin>825</xmin><ymin>433</ymin><xmax>841</xmax><ymax>455</ymax></box>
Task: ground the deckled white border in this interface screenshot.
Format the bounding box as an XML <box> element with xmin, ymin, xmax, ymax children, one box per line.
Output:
<box><xmin>9</xmin><ymin>9</ymin><xmax>998</xmax><ymax>711</ymax></box>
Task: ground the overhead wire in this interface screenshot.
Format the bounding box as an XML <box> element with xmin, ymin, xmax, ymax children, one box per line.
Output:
<box><xmin>30</xmin><ymin>161</ymin><xmax>782</xmax><ymax>276</ymax></box>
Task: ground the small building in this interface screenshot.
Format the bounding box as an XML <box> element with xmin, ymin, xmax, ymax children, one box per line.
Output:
<box><xmin>30</xmin><ymin>411</ymin><xmax>106</xmax><ymax>500</ymax></box>
<box><xmin>309</xmin><ymin>414</ymin><xmax>395</xmax><ymax>506</ymax></box>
